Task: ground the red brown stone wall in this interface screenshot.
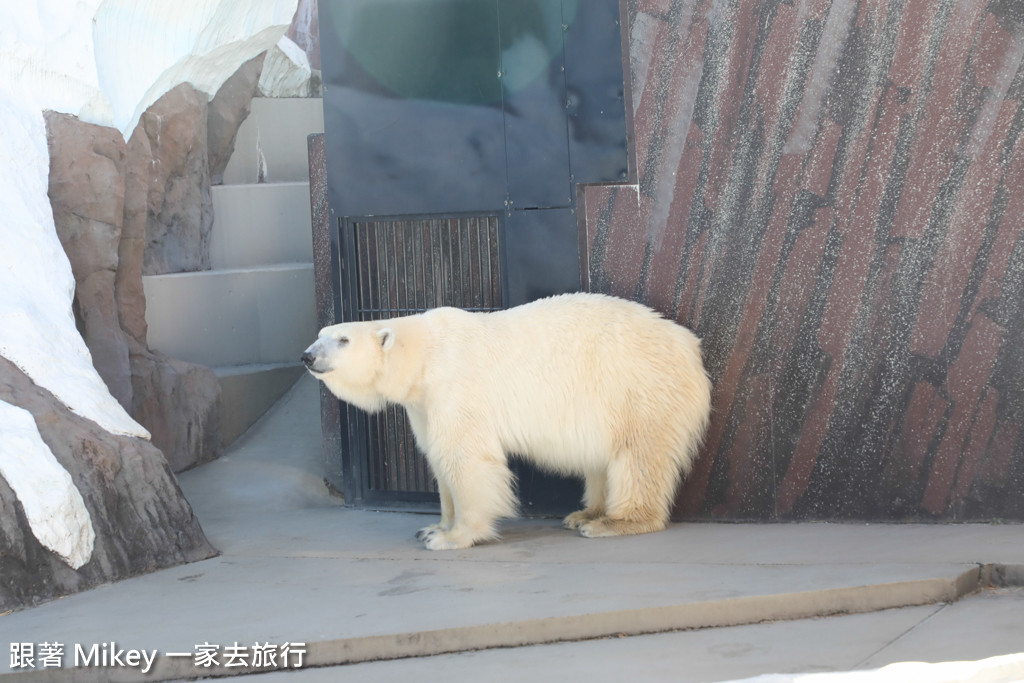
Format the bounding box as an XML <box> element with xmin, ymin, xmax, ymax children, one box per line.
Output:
<box><xmin>582</xmin><ymin>0</ymin><xmax>1024</xmax><ymax>520</ymax></box>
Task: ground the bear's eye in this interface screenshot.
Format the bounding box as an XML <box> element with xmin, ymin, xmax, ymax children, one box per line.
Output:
<box><xmin>338</xmin><ymin>336</ymin><xmax>349</xmax><ymax>346</ymax></box>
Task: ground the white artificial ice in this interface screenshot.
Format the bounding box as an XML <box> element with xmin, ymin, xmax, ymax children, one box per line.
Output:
<box><xmin>0</xmin><ymin>0</ymin><xmax>299</xmax><ymax>567</ymax></box>
<box><xmin>0</xmin><ymin>402</ymin><xmax>95</xmax><ymax>569</ymax></box>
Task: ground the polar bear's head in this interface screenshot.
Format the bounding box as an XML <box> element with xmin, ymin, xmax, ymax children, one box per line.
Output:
<box><xmin>302</xmin><ymin>322</ymin><xmax>395</xmax><ymax>413</ymax></box>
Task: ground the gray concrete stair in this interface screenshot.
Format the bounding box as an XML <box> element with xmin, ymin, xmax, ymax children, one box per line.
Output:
<box><xmin>142</xmin><ymin>264</ymin><xmax>315</xmax><ymax>368</ymax></box>
<box><xmin>144</xmin><ymin>97</ymin><xmax>324</xmax><ymax>447</ymax></box>
<box><xmin>210</xmin><ymin>182</ymin><xmax>313</xmax><ymax>269</ymax></box>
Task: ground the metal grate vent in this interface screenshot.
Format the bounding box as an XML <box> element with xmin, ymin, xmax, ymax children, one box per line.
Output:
<box><xmin>352</xmin><ymin>215</ymin><xmax>503</xmax><ymax>494</ymax></box>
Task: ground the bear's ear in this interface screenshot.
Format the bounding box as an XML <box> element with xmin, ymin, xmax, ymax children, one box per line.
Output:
<box><xmin>377</xmin><ymin>327</ymin><xmax>395</xmax><ymax>351</ymax></box>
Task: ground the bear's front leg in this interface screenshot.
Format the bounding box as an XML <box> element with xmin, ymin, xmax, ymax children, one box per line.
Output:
<box><xmin>416</xmin><ymin>478</ymin><xmax>455</xmax><ymax>540</ymax></box>
<box><xmin>563</xmin><ymin>469</ymin><xmax>608</xmax><ymax>529</ymax></box>
<box><xmin>419</xmin><ymin>444</ymin><xmax>517</xmax><ymax>550</ymax></box>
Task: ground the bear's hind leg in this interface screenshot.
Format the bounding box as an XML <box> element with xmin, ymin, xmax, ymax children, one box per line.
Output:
<box><xmin>577</xmin><ymin>451</ymin><xmax>678</xmax><ymax>538</ymax></box>
<box><xmin>563</xmin><ymin>469</ymin><xmax>608</xmax><ymax>529</ymax></box>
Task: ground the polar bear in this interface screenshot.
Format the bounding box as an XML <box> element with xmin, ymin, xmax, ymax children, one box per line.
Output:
<box><xmin>301</xmin><ymin>292</ymin><xmax>712</xmax><ymax>550</ymax></box>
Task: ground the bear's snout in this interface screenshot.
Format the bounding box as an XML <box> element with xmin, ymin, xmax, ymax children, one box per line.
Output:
<box><xmin>301</xmin><ymin>340</ymin><xmax>327</xmax><ymax>374</ymax></box>
<box><xmin>302</xmin><ymin>339</ymin><xmax>336</xmax><ymax>375</ymax></box>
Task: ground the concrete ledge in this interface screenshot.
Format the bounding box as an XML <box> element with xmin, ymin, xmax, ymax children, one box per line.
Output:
<box><xmin>8</xmin><ymin>565</ymin><xmax>1022</xmax><ymax>682</ymax></box>
<box><xmin>302</xmin><ymin>569</ymin><xmax>985</xmax><ymax>668</ymax></box>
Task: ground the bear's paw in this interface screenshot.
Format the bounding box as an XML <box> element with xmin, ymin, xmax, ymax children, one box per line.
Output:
<box><xmin>563</xmin><ymin>509</ymin><xmax>601</xmax><ymax>529</ymax></box>
<box><xmin>421</xmin><ymin>528</ymin><xmax>475</xmax><ymax>550</ymax></box>
<box><xmin>578</xmin><ymin>517</ymin><xmax>667</xmax><ymax>538</ymax></box>
<box><xmin>415</xmin><ymin>523</ymin><xmax>447</xmax><ymax>541</ymax></box>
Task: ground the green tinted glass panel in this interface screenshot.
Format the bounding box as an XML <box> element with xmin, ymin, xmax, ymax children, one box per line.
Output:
<box><xmin>330</xmin><ymin>0</ymin><xmax>501</xmax><ymax>105</ymax></box>
<box><xmin>325</xmin><ymin>0</ymin><xmax>578</xmax><ymax>105</ymax></box>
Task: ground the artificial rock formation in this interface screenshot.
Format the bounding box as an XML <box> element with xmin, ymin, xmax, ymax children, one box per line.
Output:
<box><xmin>1</xmin><ymin>0</ymin><xmax>302</xmax><ymax>613</ymax></box>
<box><xmin>45</xmin><ymin>106</ymin><xmax>221</xmax><ymax>473</ymax></box>
<box><xmin>130</xmin><ymin>354</ymin><xmax>220</xmax><ymax>473</ymax></box>
<box><xmin>45</xmin><ymin>112</ymin><xmax>134</xmax><ymax>410</ymax></box>
<box><xmin>4</xmin><ymin>97</ymin><xmax>227</xmax><ymax>610</ymax></box>
<box><xmin>0</xmin><ymin>356</ymin><xmax>216</xmax><ymax>611</ymax></box>
<box><xmin>45</xmin><ymin>50</ymin><xmax>275</xmax><ymax>473</ymax></box>
<box><xmin>136</xmin><ymin>84</ymin><xmax>215</xmax><ymax>276</ymax></box>
<box><xmin>209</xmin><ymin>53</ymin><xmax>267</xmax><ymax>185</ymax></box>
<box><xmin>6</xmin><ymin>53</ymin><xmax>275</xmax><ymax>608</ymax></box>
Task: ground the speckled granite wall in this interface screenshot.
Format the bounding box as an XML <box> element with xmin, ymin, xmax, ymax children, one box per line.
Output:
<box><xmin>581</xmin><ymin>0</ymin><xmax>1024</xmax><ymax>520</ymax></box>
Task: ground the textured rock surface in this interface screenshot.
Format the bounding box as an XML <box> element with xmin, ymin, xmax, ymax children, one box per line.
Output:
<box><xmin>128</xmin><ymin>110</ymin><xmax>222</xmax><ymax>471</ymax></box>
<box><xmin>286</xmin><ymin>0</ymin><xmax>320</xmax><ymax>71</ymax></box>
<box><xmin>45</xmin><ymin>111</ymin><xmax>134</xmax><ymax>411</ymax></box>
<box><xmin>0</xmin><ymin>356</ymin><xmax>216</xmax><ymax>612</ymax></box>
<box><xmin>46</xmin><ymin>110</ymin><xmax>221</xmax><ymax>473</ymax></box>
<box><xmin>209</xmin><ymin>53</ymin><xmax>267</xmax><ymax>185</ymax></box>
<box><xmin>120</xmin><ymin>125</ymin><xmax>155</xmax><ymax>348</ymax></box>
<box><xmin>136</xmin><ymin>84</ymin><xmax>214</xmax><ymax>275</ymax></box>
<box><xmin>131</xmin><ymin>353</ymin><xmax>220</xmax><ymax>473</ymax></box>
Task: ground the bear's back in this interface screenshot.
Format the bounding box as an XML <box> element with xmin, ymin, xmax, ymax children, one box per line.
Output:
<box><xmin>423</xmin><ymin>292</ymin><xmax>702</xmax><ymax>394</ymax></box>
<box><xmin>495</xmin><ymin>293</ymin><xmax>700</xmax><ymax>374</ymax></box>
<box><xmin>417</xmin><ymin>293</ymin><xmax>709</xmax><ymax>469</ymax></box>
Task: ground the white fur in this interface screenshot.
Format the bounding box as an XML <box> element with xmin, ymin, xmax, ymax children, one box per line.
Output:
<box><xmin>303</xmin><ymin>293</ymin><xmax>712</xmax><ymax>550</ymax></box>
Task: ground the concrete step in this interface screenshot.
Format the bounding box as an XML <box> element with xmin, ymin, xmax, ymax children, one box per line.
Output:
<box><xmin>142</xmin><ymin>264</ymin><xmax>316</xmax><ymax>369</ymax></box>
<box><xmin>222</xmin><ymin>97</ymin><xmax>324</xmax><ymax>185</ymax></box>
<box><xmin>215</xmin><ymin>362</ymin><xmax>306</xmax><ymax>447</ymax></box>
<box><xmin>210</xmin><ymin>181</ymin><xmax>313</xmax><ymax>269</ymax></box>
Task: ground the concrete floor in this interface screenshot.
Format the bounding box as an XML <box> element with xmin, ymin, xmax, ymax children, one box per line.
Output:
<box><xmin>1</xmin><ymin>375</ymin><xmax>1022</xmax><ymax>682</ymax></box>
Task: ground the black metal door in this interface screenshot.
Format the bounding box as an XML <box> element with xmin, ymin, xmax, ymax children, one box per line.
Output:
<box><xmin>316</xmin><ymin>0</ymin><xmax>630</xmax><ymax>512</ymax></box>
<box><xmin>350</xmin><ymin>215</ymin><xmax>503</xmax><ymax>506</ymax></box>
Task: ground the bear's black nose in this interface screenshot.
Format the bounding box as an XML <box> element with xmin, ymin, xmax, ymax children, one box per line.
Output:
<box><xmin>300</xmin><ymin>351</ymin><xmax>315</xmax><ymax>368</ymax></box>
